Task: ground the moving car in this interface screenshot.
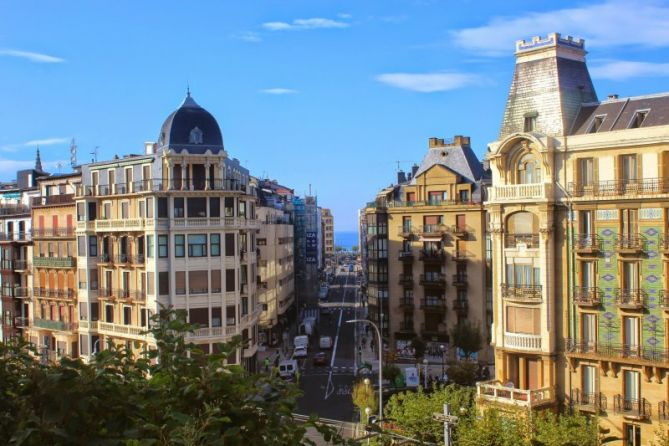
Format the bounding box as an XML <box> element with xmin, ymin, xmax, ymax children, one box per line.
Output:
<box><xmin>292</xmin><ymin>346</ymin><xmax>308</xmax><ymax>358</ymax></box>
<box><xmin>313</xmin><ymin>352</ymin><xmax>328</xmax><ymax>366</ymax></box>
<box><xmin>319</xmin><ymin>335</ymin><xmax>333</xmax><ymax>349</ymax></box>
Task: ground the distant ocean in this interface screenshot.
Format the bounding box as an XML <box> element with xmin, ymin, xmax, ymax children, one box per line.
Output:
<box><xmin>334</xmin><ymin>231</ymin><xmax>359</xmax><ymax>250</ymax></box>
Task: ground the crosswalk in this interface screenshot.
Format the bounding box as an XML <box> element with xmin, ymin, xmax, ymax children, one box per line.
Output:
<box><xmin>301</xmin><ymin>365</ymin><xmax>356</xmax><ymax>376</ymax></box>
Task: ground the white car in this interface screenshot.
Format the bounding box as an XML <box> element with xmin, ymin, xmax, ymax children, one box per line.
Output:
<box><xmin>292</xmin><ymin>346</ymin><xmax>308</xmax><ymax>358</ymax></box>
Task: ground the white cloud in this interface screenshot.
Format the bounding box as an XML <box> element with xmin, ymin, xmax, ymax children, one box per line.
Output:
<box><xmin>591</xmin><ymin>60</ymin><xmax>669</xmax><ymax>80</ymax></box>
<box><xmin>234</xmin><ymin>31</ymin><xmax>262</xmax><ymax>43</ymax></box>
<box><xmin>451</xmin><ymin>0</ymin><xmax>669</xmax><ymax>55</ymax></box>
<box><xmin>0</xmin><ymin>49</ymin><xmax>64</xmax><ymax>63</ymax></box>
<box><xmin>337</xmin><ymin>13</ymin><xmax>353</xmax><ymax>19</ymax></box>
<box><xmin>260</xmin><ymin>88</ymin><xmax>298</xmax><ymax>95</ymax></box>
<box><xmin>375</xmin><ymin>72</ymin><xmax>482</xmax><ymax>92</ymax></box>
<box><xmin>24</xmin><ymin>137</ymin><xmax>69</xmax><ymax>146</ymax></box>
<box><xmin>262</xmin><ymin>17</ymin><xmax>350</xmax><ymax>31</ymax></box>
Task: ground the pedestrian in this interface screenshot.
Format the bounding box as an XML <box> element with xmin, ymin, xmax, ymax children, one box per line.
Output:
<box><xmin>263</xmin><ymin>357</ymin><xmax>270</xmax><ymax>372</ymax></box>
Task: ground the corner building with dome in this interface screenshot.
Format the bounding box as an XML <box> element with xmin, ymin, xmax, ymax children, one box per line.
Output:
<box><xmin>74</xmin><ymin>93</ymin><xmax>260</xmax><ymax>370</ymax></box>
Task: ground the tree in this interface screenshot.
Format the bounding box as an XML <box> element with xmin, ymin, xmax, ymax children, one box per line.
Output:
<box><xmin>531</xmin><ymin>411</ymin><xmax>599</xmax><ymax>446</ymax></box>
<box><xmin>409</xmin><ymin>336</ymin><xmax>426</xmax><ymax>360</ymax></box>
<box><xmin>351</xmin><ymin>245</ymin><xmax>359</xmax><ymax>252</ymax></box>
<box><xmin>456</xmin><ymin>408</ymin><xmax>528</xmax><ymax>446</ymax></box>
<box><xmin>352</xmin><ymin>379</ymin><xmax>377</xmax><ymax>424</ymax></box>
<box><xmin>0</xmin><ymin>307</ymin><xmax>353</xmax><ymax>445</ymax></box>
<box><xmin>445</xmin><ymin>360</ymin><xmax>479</xmax><ymax>386</ymax></box>
<box><xmin>383</xmin><ymin>385</ymin><xmax>475</xmax><ymax>444</ymax></box>
<box><xmin>450</xmin><ymin>321</ymin><xmax>483</xmax><ymax>360</ymax></box>
<box><xmin>382</xmin><ymin>364</ymin><xmax>402</xmax><ymax>386</ymax></box>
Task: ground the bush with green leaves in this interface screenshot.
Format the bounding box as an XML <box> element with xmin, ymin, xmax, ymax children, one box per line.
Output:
<box><xmin>0</xmin><ymin>307</ymin><xmax>353</xmax><ymax>446</ymax></box>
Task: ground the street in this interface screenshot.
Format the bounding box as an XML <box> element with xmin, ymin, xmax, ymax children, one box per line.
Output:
<box><xmin>295</xmin><ymin>269</ymin><xmax>359</xmax><ymax>421</ymax></box>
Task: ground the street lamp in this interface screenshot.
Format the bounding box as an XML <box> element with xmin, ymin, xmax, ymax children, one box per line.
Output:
<box><xmin>346</xmin><ymin>319</ymin><xmax>383</xmax><ymax>421</ymax></box>
<box><xmin>422</xmin><ymin>358</ymin><xmax>429</xmax><ymax>389</ymax></box>
<box><xmin>440</xmin><ymin>344</ymin><xmax>446</xmax><ymax>382</ymax></box>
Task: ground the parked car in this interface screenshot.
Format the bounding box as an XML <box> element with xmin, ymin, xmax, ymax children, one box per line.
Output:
<box><xmin>278</xmin><ymin>359</ymin><xmax>298</xmax><ymax>380</ymax></box>
<box><xmin>313</xmin><ymin>352</ymin><xmax>328</xmax><ymax>366</ymax></box>
<box><xmin>292</xmin><ymin>346</ymin><xmax>308</xmax><ymax>358</ymax></box>
<box><xmin>319</xmin><ymin>335</ymin><xmax>333</xmax><ymax>349</ymax></box>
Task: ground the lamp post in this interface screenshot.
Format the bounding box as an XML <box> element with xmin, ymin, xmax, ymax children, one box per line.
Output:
<box><xmin>422</xmin><ymin>358</ymin><xmax>429</xmax><ymax>389</ymax></box>
<box><xmin>347</xmin><ymin>319</ymin><xmax>382</xmax><ymax>420</ymax></box>
<box><xmin>440</xmin><ymin>344</ymin><xmax>446</xmax><ymax>382</ymax></box>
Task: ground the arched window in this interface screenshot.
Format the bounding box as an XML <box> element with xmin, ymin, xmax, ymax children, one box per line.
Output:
<box><xmin>517</xmin><ymin>153</ymin><xmax>541</xmax><ymax>184</ymax></box>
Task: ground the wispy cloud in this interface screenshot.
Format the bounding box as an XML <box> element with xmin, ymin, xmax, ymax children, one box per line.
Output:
<box><xmin>451</xmin><ymin>0</ymin><xmax>669</xmax><ymax>55</ymax></box>
<box><xmin>591</xmin><ymin>60</ymin><xmax>669</xmax><ymax>80</ymax></box>
<box><xmin>24</xmin><ymin>137</ymin><xmax>69</xmax><ymax>146</ymax></box>
<box><xmin>337</xmin><ymin>13</ymin><xmax>352</xmax><ymax>19</ymax></box>
<box><xmin>375</xmin><ymin>72</ymin><xmax>483</xmax><ymax>93</ymax></box>
<box><xmin>259</xmin><ymin>88</ymin><xmax>298</xmax><ymax>95</ymax></box>
<box><xmin>0</xmin><ymin>49</ymin><xmax>64</xmax><ymax>63</ymax></box>
<box><xmin>262</xmin><ymin>17</ymin><xmax>350</xmax><ymax>31</ymax></box>
<box><xmin>233</xmin><ymin>31</ymin><xmax>262</xmax><ymax>43</ymax></box>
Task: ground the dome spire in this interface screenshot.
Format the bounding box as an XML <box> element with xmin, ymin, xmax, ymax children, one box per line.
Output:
<box><xmin>181</xmin><ymin>84</ymin><xmax>199</xmax><ymax>108</ymax></box>
<box><xmin>35</xmin><ymin>147</ymin><xmax>43</xmax><ymax>172</ymax></box>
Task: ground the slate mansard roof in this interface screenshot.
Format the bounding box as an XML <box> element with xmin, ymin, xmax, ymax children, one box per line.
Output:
<box><xmin>158</xmin><ymin>93</ymin><xmax>225</xmax><ymax>154</ymax></box>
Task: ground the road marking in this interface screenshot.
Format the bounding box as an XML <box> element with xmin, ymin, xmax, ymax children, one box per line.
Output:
<box><xmin>324</xmin><ymin>272</ymin><xmax>348</xmax><ymax>400</ymax></box>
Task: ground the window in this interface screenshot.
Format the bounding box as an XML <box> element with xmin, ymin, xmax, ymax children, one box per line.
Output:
<box><xmin>406</xmin><ymin>192</ymin><xmax>416</xmax><ymax>203</ymax></box>
<box><xmin>427</xmin><ymin>191</ymin><xmax>447</xmax><ymax>205</ymax></box>
<box><xmin>588</xmin><ymin>115</ymin><xmax>605</xmax><ymax>133</ymax></box>
<box><xmin>121</xmin><ymin>202</ymin><xmax>129</xmax><ymax>219</ymax></box>
<box><xmin>582</xmin><ymin>365</ymin><xmax>596</xmax><ymax>398</ymax></box>
<box><xmin>629</xmin><ymin>110</ymin><xmax>649</xmax><ymax>129</ymax></box>
<box><xmin>224</xmin><ymin>197</ymin><xmax>234</xmax><ymax>217</ymax></box>
<box><xmin>175</xmin><ymin>271</ymin><xmax>186</xmax><ymax>295</ymax></box>
<box><xmin>189</xmin><ymin>270</ymin><xmax>208</xmax><ymax>294</ymax></box>
<box><xmin>238</xmin><ymin>201</ymin><xmax>246</xmax><ymax>218</ymax></box>
<box><xmin>175</xmin><ymin>235</ymin><xmax>185</xmax><ymax>257</ymax></box>
<box><xmin>174</xmin><ymin>197</ymin><xmax>184</xmax><ymax>218</ymax></box>
<box><xmin>157</xmin><ymin>197</ymin><xmax>168</xmax><ymax>218</ymax></box>
<box><xmin>505</xmin><ymin>306</ymin><xmax>540</xmax><ymax>334</ymax></box>
<box><xmin>517</xmin><ymin>153</ymin><xmax>541</xmax><ymax>184</ymax></box>
<box><xmin>123</xmin><ymin>307</ymin><xmax>131</xmax><ymax>325</ymax></box>
<box><xmin>226</xmin><ymin>269</ymin><xmax>235</xmax><ymax>292</ymax></box>
<box><xmin>582</xmin><ymin>313</ymin><xmax>596</xmax><ymax>352</ymax></box>
<box><xmin>212</xmin><ymin>307</ymin><xmax>222</xmax><ymax>327</ymax></box>
<box><xmin>624</xmin><ymin>317</ymin><xmax>640</xmax><ymax>355</ymax></box>
<box><xmin>140</xmin><ymin>309</ymin><xmax>148</xmax><ymax>327</ymax></box>
<box><xmin>524</xmin><ymin>115</ymin><xmax>536</xmax><ymax>132</ymax></box>
<box><xmin>624</xmin><ymin>370</ymin><xmax>640</xmax><ymax>403</ymax></box>
<box><xmin>187</xmin><ymin>197</ymin><xmax>206</xmax><ymax>218</ymax></box>
<box><xmin>225</xmin><ymin>233</ymin><xmax>235</xmax><ymax>256</ymax></box>
<box><xmin>621</xmin><ymin>209</ymin><xmax>638</xmax><ymax>238</ymax></box>
<box><xmin>188</xmin><ymin>234</ymin><xmax>207</xmax><ymax>257</ymax></box>
<box><xmin>459</xmin><ymin>190</ymin><xmax>469</xmax><ymax>203</ymax></box>
<box><xmin>103</xmin><ymin>203</ymin><xmax>112</xmax><ymax>219</ymax></box>
<box><xmin>211</xmin><ymin>270</ymin><xmax>221</xmax><ymax>293</ymax></box>
<box><xmin>578</xmin><ymin>158</ymin><xmax>594</xmax><ymax>186</ymax></box>
<box><xmin>77</xmin><ymin>236</ymin><xmax>86</xmax><ymax>257</ymax></box>
<box><xmin>147</xmin><ymin>235</ymin><xmax>154</xmax><ymax>258</ymax></box>
<box><xmin>77</xmin><ymin>202</ymin><xmax>85</xmax><ymax>221</ymax></box>
<box><xmin>88</xmin><ymin>236</ymin><xmax>98</xmax><ymax>257</ymax></box>
<box><xmin>158</xmin><ymin>272</ymin><xmax>169</xmax><ymax>295</ymax></box>
<box><xmin>105</xmin><ymin>304</ymin><xmax>114</xmax><ymax>323</ymax></box>
<box><xmin>622</xmin><ymin>262</ymin><xmax>639</xmax><ymax>291</ymax></box>
<box><xmin>210</xmin><ymin>234</ymin><xmax>221</xmax><ymax>256</ymax></box>
<box><xmin>91</xmin><ymin>302</ymin><xmax>99</xmax><ymax>321</ymax></box>
<box><xmin>624</xmin><ymin>423</ymin><xmax>641</xmax><ymax>446</ymax></box>
<box><xmin>581</xmin><ymin>261</ymin><xmax>594</xmax><ymax>288</ymax></box>
<box><xmin>580</xmin><ymin>211</ymin><xmax>593</xmax><ymax>236</ymax></box>
<box><xmin>209</xmin><ymin>197</ymin><xmax>220</xmax><ymax>217</ymax></box>
<box><xmin>158</xmin><ymin>235</ymin><xmax>168</xmax><ymax>258</ymax></box>
<box><xmin>620</xmin><ymin>155</ymin><xmax>637</xmax><ymax>181</ymax></box>
<box><xmin>146</xmin><ymin>197</ymin><xmax>154</xmax><ymax>218</ymax></box>
<box><xmin>402</xmin><ymin>216</ymin><xmax>412</xmax><ymax>232</ymax></box>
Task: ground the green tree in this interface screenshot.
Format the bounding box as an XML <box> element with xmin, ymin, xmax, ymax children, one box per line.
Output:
<box><xmin>351</xmin><ymin>245</ymin><xmax>359</xmax><ymax>252</ymax></box>
<box><xmin>382</xmin><ymin>364</ymin><xmax>402</xmax><ymax>385</ymax></box>
<box><xmin>383</xmin><ymin>385</ymin><xmax>475</xmax><ymax>444</ymax></box>
<box><xmin>445</xmin><ymin>360</ymin><xmax>479</xmax><ymax>386</ymax></box>
<box><xmin>409</xmin><ymin>337</ymin><xmax>426</xmax><ymax>360</ymax></box>
<box><xmin>450</xmin><ymin>321</ymin><xmax>483</xmax><ymax>359</ymax></box>
<box><xmin>456</xmin><ymin>408</ymin><xmax>529</xmax><ymax>446</ymax></box>
<box><xmin>531</xmin><ymin>411</ymin><xmax>599</xmax><ymax>446</ymax></box>
<box><xmin>352</xmin><ymin>379</ymin><xmax>378</xmax><ymax>424</ymax></box>
<box><xmin>0</xmin><ymin>307</ymin><xmax>353</xmax><ymax>445</ymax></box>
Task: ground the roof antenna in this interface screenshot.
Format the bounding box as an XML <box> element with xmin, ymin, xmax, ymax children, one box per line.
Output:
<box><xmin>187</xmin><ymin>81</ymin><xmax>191</xmax><ymax>97</ymax></box>
<box><xmin>90</xmin><ymin>146</ymin><xmax>98</xmax><ymax>163</ymax></box>
<box><xmin>70</xmin><ymin>138</ymin><xmax>77</xmax><ymax>168</ymax></box>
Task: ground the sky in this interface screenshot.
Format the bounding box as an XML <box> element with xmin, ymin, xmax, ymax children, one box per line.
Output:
<box><xmin>2</xmin><ymin>1</ymin><xmax>669</xmax><ymax>230</ymax></box>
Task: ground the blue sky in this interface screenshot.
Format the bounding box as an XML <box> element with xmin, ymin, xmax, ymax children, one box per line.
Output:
<box><xmin>2</xmin><ymin>0</ymin><xmax>669</xmax><ymax>230</ymax></box>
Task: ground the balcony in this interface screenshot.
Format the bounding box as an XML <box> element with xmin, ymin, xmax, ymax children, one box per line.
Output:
<box><xmin>659</xmin><ymin>290</ymin><xmax>669</xmax><ymax>311</ymax></box>
<box><xmin>13</xmin><ymin>287</ymin><xmax>31</xmax><ymax>298</ymax></box>
<box><xmin>398</xmin><ymin>250</ymin><xmax>414</xmax><ymax>262</ymax></box>
<box><xmin>32</xmin><ymin>256</ymin><xmax>76</xmax><ymax>268</ymax></box>
<box><xmin>397</xmin><ymin>226</ymin><xmax>414</xmax><ymax>238</ymax></box>
<box><xmin>505</xmin><ymin>233</ymin><xmax>540</xmax><ymax>249</ymax></box>
<box><xmin>614</xmin><ymin>396</ymin><xmax>651</xmax><ymax>420</ymax></box>
<box><xmin>33</xmin><ymin>318</ymin><xmax>77</xmax><ymax>332</ymax></box>
<box><xmin>570</xmin><ymin>389</ymin><xmax>607</xmax><ymax>413</ymax></box>
<box><xmin>659</xmin><ymin>401</ymin><xmax>669</xmax><ymax>422</ymax></box>
<box><xmin>501</xmin><ymin>284</ymin><xmax>542</xmax><ymax>303</ymax></box>
<box><xmin>504</xmin><ymin>332</ymin><xmax>542</xmax><ymax>351</ymax></box>
<box><xmin>614</xmin><ymin>235</ymin><xmax>645</xmax><ymax>255</ymax></box>
<box><xmin>98</xmin><ymin>321</ymin><xmax>149</xmax><ymax>339</ymax></box>
<box><xmin>452</xmin><ymin>274</ymin><xmax>468</xmax><ymax>288</ymax></box>
<box><xmin>14</xmin><ymin>260</ymin><xmax>30</xmax><ymax>270</ymax></box>
<box><xmin>453</xmin><ymin>251</ymin><xmax>470</xmax><ymax>262</ymax></box>
<box><xmin>419</xmin><ymin>273</ymin><xmax>446</xmax><ymax>288</ymax></box>
<box><xmin>419</xmin><ymin>249</ymin><xmax>444</xmax><ymax>263</ymax></box>
<box><xmin>488</xmin><ymin>183</ymin><xmax>553</xmax><ymax>203</ymax></box>
<box><xmin>615</xmin><ymin>288</ymin><xmax>646</xmax><ymax>310</ymax></box>
<box><xmin>568</xmin><ymin>178</ymin><xmax>669</xmax><ymax>198</ymax></box>
<box><xmin>33</xmin><ymin>288</ymin><xmax>75</xmax><ymax>299</ymax></box>
<box><xmin>32</xmin><ymin>194</ymin><xmax>74</xmax><ymax>207</ymax></box>
<box><xmin>420</xmin><ymin>299</ymin><xmax>446</xmax><ymax>312</ymax></box>
<box><xmin>420</xmin><ymin>323</ymin><xmax>447</xmax><ymax>339</ymax></box>
<box><xmin>419</xmin><ymin>224</ymin><xmax>447</xmax><ymax>237</ymax></box>
<box><xmin>575</xmin><ymin>234</ymin><xmax>600</xmax><ymax>255</ymax></box>
<box><xmin>453</xmin><ymin>299</ymin><xmax>468</xmax><ymax>316</ymax></box>
<box><xmin>92</xmin><ymin>218</ymin><xmax>148</xmax><ymax>232</ymax></box>
<box><xmin>0</xmin><ymin>231</ymin><xmax>32</xmax><ymax>243</ymax></box>
<box><xmin>573</xmin><ymin>287</ymin><xmax>602</xmax><ymax>307</ymax></box>
<box><xmin>98</xmin><ymin>254</ymin><xmax>112</xmax><ymax>264</ymax></box>
<box><xmin>477</xmin><ymin>381</ymin><xmax>556</xmax><ymax>409</ymax></box>
<box><xmin>566</xmin><ymin>340</ymin><xmax>669</xmax><ymax>364</ymax></box>
<box><xmin>398</xmin><ymin>274</ymin><xmax>413</xmax><ymax>286</ymax></box>
<box><xmin>14</xmin><ymin>316</ymin><xmax>29</xmax><ymax>327</ymax></box>
<box><xmin>450</xmin><ymin>225</ymin><xmax>471</xmax><ymax>238</ymax></box>
<box><xmin>398</xmin><ymin>297</ymin><xmax>414</xmax><ymax>309</ymax></box>
<box><xmin>113</xmin><ymin>289</ymin><xmax>146</xmax><ymax>302</ymax></box>
<box><xmin>115</xmin><ymin>254</ymin><xmax>130</xmax><ymax>264</ymax></box>
<box><xmin>32</xmin><ymin>227</ymin><xmax>75</xmax><ymax>238</ymax></box>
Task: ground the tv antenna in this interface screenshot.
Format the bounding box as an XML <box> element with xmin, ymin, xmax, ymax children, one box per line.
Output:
<box><xmin>70</xmin><ymin>138</ymin><xmax>77</xmax><ymax>168</ymax></box>
<box><xmin>90</xmin><ymin>146</ymin><xmax>99</xmax><ymax>163</ymax></box>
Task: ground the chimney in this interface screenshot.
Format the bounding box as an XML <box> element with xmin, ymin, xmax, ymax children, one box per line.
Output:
<box><xmin>608</xmin><ymin>94</ymin><xmax>619</xmax><ymax>100</ymax></box>
<box><xmin>411</xmin><ymin>164</ymin><xmax>419</xmax><ymax>177</ymax></box>
<box><xmin>428</xmin><ymin>137</ymin><xmax>439</xmax><ymax>148</ymax></box>
<box><xmin>144</xmin><ymin>141</ymin><xmax>156</xmax><ymax>154</ymax></box>
<box><xmin>397</xmin><ymin>170</ymin><xmax>406</xmax><ymax>184</ymax></box>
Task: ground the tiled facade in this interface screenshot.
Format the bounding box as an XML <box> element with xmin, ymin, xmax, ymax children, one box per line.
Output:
<box><xmin>321</xmin><ymin>207</ymin><xmax>334</xmax><ymax>265</ymax></box>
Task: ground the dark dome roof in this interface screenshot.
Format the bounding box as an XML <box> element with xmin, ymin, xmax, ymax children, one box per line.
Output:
<box><xmin>158</xmin><ymin>93</ymin><xmax>224</xmax><ymax>154</ymax></box>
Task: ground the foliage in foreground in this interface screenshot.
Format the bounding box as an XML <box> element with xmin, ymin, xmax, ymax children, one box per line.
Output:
<box><xmin>0</xmin><ymin>307</ymin><xmax>352</xmax><ymax>446</ymax></box>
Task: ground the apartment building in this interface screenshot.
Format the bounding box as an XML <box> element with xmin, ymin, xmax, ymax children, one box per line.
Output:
<box><xmin>29</xmin><ymin>173</ymin><xmax>80</xmax><ymax>361</ymax></box>
<box><xmin>294</xmin><ymin>195</ymin><xmax>322</xmax><ymax>302</ymax></box>
<box><xmin>362</xmin><ymin>136</ymin><xmax>491</xmax><ymax>361</ymax></box>
<box><xmin>321</xmin><ymin>207</ymin><xmax>334</xmax><ymax>267</ymax></box>
<box><xmin>257</xmin><ymin>179</ymin><xmax>295</xmax><ymax>346</ymax></box>
<box><xmin>0</xmin><ymin>166</ymin><xmax>42</xmax><ymax>341</ymax></box>
<box><xmin>74</xmin><ymin>93</ymin><xmax>261</xmax><ymax>369</ymax></box>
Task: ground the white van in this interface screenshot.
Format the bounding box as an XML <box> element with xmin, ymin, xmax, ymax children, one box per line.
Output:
<box><xmin>319</xmin><ymin>335</ymin><xmax>333</xmax><ymax>349</ymax></box>
<box><xmin>294</xmin><ymin>335</ymin><xmax>309</xmax><ymax>349</ymax></box>
<box><xmin>278</xmin><ymin>359</ymin><xmax>298</xmax><ymax>380</ymax></box>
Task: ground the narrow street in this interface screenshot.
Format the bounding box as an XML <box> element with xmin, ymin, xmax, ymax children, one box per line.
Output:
<box><xmin>295</xmin><ymin>269</ymin><xmax>359</xmax><ymax>421</ymax></box>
